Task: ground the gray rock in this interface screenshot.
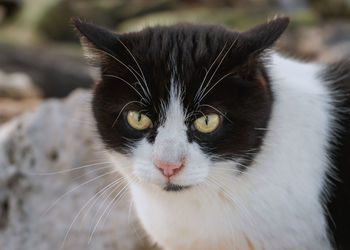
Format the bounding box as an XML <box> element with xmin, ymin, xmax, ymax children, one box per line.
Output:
<box><xmin>0</xmin><ymin>70</ymin><xmax>40</xmax><ymax>99</ymax></box>
<box><xmin>0</xmin><ymin>45</ymin><xmax>93</xmax><ymax>98</ymax></box>
<box><xmin>279</xmin><ymin>21</ymin><xmax>350</xmax><ymax>62</ymax></box>
<box><xmin>0</xmin><ymin>89</ymin><xmax>152</xmax><ymax>250</ymax></box>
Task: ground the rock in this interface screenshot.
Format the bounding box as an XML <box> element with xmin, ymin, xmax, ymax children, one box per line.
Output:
<box><xmin>0</xmin><ymin>70</ymin><xmax>40</xmax><ymax>99</ymax></box>
<box><xmin>116</xmin><ymin>7</ymin><xmax>264</xmax><ymax>33</ymax></box>
<box><xmin>0</xmin><ymin>97</ymin><xmax>39</xmax><ymax>124</ymax></box>
<box><xmin>0</xmin><ymin>0</ymin><xmax>22</xmax><ymax>21</ymax></box>
<box><xmin>0</xmin><ymin>89</ymin><xmax>154</xmax><ymax>250</ymax></box>
<box><xmin>0</xmin><ymin>45</ymin><xmax>94</xmax><ymax>98</ymax></box>
<box><xmin>279</xmin><ymin>21</ymin><xmax>350</xmax><ymax>62</ymax></box>
<box><xmin>309</xmin><ymin>0</ymin><xmax>350</xmax><ymax>19</ymax></box>
<box><xmin>0</xmin><ymin>70</ymin><xmax>41</xmax><ymax>124</ymax></box>
<box><xmin>35</xmin><ymin>0</ymin><xmax>175</xmax><ymax>42</ymax></box>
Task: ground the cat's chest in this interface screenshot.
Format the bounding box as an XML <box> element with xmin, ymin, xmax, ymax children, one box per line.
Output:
<box><xmin>131</xmin><ymin>184</ymin><xmax>252</xmax><ymax>250</ymax></box>
<box><xmin>130</xmin><ymin>180</ymin><xmax>330</xmax><ymax>250</ymax></box>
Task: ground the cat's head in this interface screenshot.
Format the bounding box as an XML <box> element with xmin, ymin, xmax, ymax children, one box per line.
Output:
<box><xmin>73</xmin><ymin>17</ymin><xmax>289</xmax><ymax>191</ymax></box>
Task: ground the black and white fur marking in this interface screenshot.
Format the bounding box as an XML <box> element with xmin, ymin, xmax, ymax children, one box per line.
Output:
<box><xmin>73</xmin><ymin>17</ymin><xmax>350</xmax><ymax>250</ymax></box>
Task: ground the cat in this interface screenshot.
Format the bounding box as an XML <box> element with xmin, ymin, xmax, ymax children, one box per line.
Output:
<box><xmin>72</xmin><ymin>17</ymin><xmax>350</xmax><ymax>250</ymax></box>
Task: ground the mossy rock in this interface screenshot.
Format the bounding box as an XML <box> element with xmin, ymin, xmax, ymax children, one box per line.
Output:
<box><xmin>37</xmin><ymin>0</ymin><xmax>175</xmax><ymax>42</ymax></box>
<box><xmin>37</xmin><ymin>0</ymin><xmax>76</xmax><ymax>42</ymax></box>
<box><xmin>309</xmin><ymin>0</ymin><xmax>350</xmax><ymax>19</ymax></box>
<box><xmin>116</xmin><ymin>7</ymin><xmax>275</xmax><ymax>33</ymax></box>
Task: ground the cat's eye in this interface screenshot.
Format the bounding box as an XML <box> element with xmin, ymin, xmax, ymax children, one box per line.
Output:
<box><xmin>127</xmin><ymin>111</ymin><xmax>152</xmax><ymax>130</ymax></box>
<box><xmin>193</xmin><ymin>113</ymin><xmax>220</xmax><ymax>133</ymax></box>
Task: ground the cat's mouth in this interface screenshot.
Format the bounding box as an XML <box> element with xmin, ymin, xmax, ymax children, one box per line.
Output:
<box><xmin>163</xmin><ymin>182</ymin><xmax>190</xmax><ymax>192</ymax></box>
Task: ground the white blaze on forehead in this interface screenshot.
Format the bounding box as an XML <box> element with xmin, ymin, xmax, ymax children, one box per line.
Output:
<box><xmin>153</xmin><ymin>83</ymin><xmax>188</xmax><ymax>163</ymax></box>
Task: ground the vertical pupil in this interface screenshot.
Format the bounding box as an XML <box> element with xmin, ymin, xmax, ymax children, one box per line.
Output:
<box><xmin>138</xmin><ymin>113</ymin><xmax>142</xmax><ymax>122</ymax></box>
<box><xmin>205</xmin><ymin>116</ymin><xmax>209</xmax><ymax>125</ymax></box>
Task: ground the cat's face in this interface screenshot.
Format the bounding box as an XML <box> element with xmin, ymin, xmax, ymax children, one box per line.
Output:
<box><xmin>73</xmin><ymin>18</ymin><xmax>289</xmax><ymax>191</ymax></box>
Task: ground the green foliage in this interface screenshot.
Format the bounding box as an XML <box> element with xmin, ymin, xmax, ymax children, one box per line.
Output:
<box><xmin>309</xmin><ymin>0</ymin><xmax>350</xmax><ymax>19</ymax></box>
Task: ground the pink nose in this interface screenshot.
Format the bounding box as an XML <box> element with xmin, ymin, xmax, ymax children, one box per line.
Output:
<box><xmin>154</xmin><ymin>159</ymin><xmax>184</xmax><ymax>178</ymax></box>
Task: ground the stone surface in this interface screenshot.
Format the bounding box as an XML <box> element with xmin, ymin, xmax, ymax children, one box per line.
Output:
<box><xmin>279</xmin><ymin>21</ymin><xmax>350</xmax><ymax>63</ymax></box>
<box><xmin>0</xmin><ymin>70</ymin><xmax>40</xmax><ymax>99</ymax></box>
<box><xmin>0</xmin><ymin>97</ymin><xmax>39</xmax><ymax>124</ymax></box>
<box><xmin>0</xmin><ymin>45</ymin><xmax>94</xmax><ymax>98</ymax></box>
<box><xmin>0</xmin><ymin>89</ymin><xmax>153</xmax><ymax>250</ymax></box>
<box><xmin>0</xmin><ymin>70</ymin><xmax>41</xmax><ymax>124</ymax></box>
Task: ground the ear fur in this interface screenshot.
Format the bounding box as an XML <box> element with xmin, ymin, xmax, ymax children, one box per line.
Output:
<box><xmin>230</xmin><ymin>17</ymin><xmax>289</xmax><ymax>79</ymax></box>
<box><xmin>239</xmin><ymin>16</ymin><xmax>290</xmax><ymax>56</ymax></box>
<box><xmin>71</xmin><ymin>18</ymin><xmax>120</xmax><ymax>67</ymax></box>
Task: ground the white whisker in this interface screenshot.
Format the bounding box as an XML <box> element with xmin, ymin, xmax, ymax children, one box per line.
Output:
<box><xmin>87</xmin><ymin>178</ymin><xmax>127</xmax><ymax>230</ymax></box>
<box><xmin>197</xmin><ymin>36</ymin><xmax>239</xmax><ymax>103</ymax></box>
<box><xmin>199</xmin><ymin>103</ymin><xmax>233</xmax><ymax>123</ymax></box>
<box><xmin>115</xmin><ymin>37</ymin><xmax>151</xmax><ymax>97</ymax></box>
<box><xmin>59</xmin><ymin>175</ymin><xmax>125</xmax><ymax>250</ymax></box>
<box><xmin>112</xmin><ymin>100</ymin><xmax>146</xmax><ymax>128</ymax></box>
<box><xmin>82</xmin><ymin>176</ymin><xmax>127</xmax><ymax>222</ymax></box>
<box><xmin>29</xmin><ymin>161</ymin><xmax>112</xmax><ymax>176</ymax></box>
<box><xmin>100</xmin><ymin>50</ymin><xmax>151</xmax><ymax>101</ymax></box>
<box><xmin>198</xmin><ymin>72</ymin><xmax>234</xmax><ymax>103</ymax></box>
<box><xmin>44</xmin><ymin>169</ymin><xmax>118</xmax><ymax>215</ymax></box>
<box><xmin>194</xmin><ymin>42</ymin><xmax>228</xmax><ymax>102</ymax></box>
<box><xmin>103</xmin><ymin>74</ymin><xmax>147</xmax><ymax>103</ymax></box>
<box><xmin>88</xmin><ymin>177</ymin><xmax>133</xmax><ymax>243</ymax></box>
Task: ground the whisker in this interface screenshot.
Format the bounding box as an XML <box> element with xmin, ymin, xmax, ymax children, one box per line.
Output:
<box><xmin>82</xmin><ymin>176</ymin><xmax>128</xmax><ymax>222</ymax></box>
<box><xmin>194</xmin><ymin>42</ymin><xmax>228</xmax><ymax>102</ymax></box>
<box><xmin>88</xmin><ymin>177</ymin><xmax>133</xmax><ymax>243</ymax></box>
<box><xmin>197</xmin><ymin>36</ymin><xmax>239</xmax><ymax>102</ymax></box>
<box><xmin>44</xmin><ymin>169</ymin><xmax>118</xmax><ymax>215</ymax></box>
<box><xmin>70</xmin><ymin>165</ymin><xmax>113</xmax><ymax>183</ymax></box>
<box><xmin>115</xmin><ymin>37</ymin><xmax>151</xmax><ymax>97</ymax></box>
<box><xmin>100</xmin><ymin>50</ymin><xmax>150</xmax><ymax>101</ymax></box>
<box><xmin>199</xmin><ymin>103</ymin><xmax>233</xmax><ymax>123</ymax></box>
<box><xmin>112</xmin><ymin>100</ymin><xmax>146</xmax><ymax>128</ymax></box>
<box><xmin>103</xmin><ymin>74</ymin><xmax>147</xmax><ymax>103</ymax></box>
<box><xmin>28</xmin><ymin>161</ymin><xmax>112</xmax><ymax>176</ymax></box>
<box><xmin>128</xmin><ymin>65</ymin><xmax>152</xmax><ymax>98</ymax></box>
<box><xmin>198</xmin><ymin>72</ymin><xmax>234</xmax><ymax>103</ymax></box>
<box><xmin>87</xmin><ymin>178</ymin><xmax>127</xmax><ymax>230</ymax></box>
<box><xmin>99</xmin><ymin>183</ymin><xmax>131</xmax><ymax>232</ymax></box>
<box><xmin>58</xmin><ymin>176</ymin><xmax>125</xmax><ymax>250</ymax></box>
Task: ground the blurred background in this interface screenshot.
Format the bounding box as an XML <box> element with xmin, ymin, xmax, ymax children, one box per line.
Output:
<box><xmin>0</xmin><ymin>0</ymin><xmax>349</xmax><ymax>250</ymax></box>
<box><xmin>1</xmin><ymin>0</ymin><xmax>350</xmax><ymax>122</ymax></box>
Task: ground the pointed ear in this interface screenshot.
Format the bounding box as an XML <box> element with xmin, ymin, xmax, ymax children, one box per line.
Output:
<box><xmin>71</xmin><ymin>18</ymin><xmax>121</xmax><ymax>67</ymax></box>
<box><xmin>239</xmin><ymin>16</ymin><xmax>290</xmax><ymax>56</ymax></box>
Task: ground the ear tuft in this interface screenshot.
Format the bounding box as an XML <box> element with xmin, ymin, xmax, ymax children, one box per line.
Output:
<box><xmin>71</xmin><ymin>18</ymin><xmax>119</xmax><ymax>67</ymax></box>
<box><xmin>240</xmin><ymin>16</ymin><xmax>290</xmax><ymax>56</ymax></box>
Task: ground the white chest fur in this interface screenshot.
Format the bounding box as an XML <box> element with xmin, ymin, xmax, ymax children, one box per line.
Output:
<box><xmin>116</xmin><ymin>53</ymin><xmax>335</xmax><ymax>250</ymax></box>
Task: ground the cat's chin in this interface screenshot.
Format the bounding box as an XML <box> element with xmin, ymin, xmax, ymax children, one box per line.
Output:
<box><xmin>163</xmin><ymin>182</ymin><xmax>191</xmax><ymax>192</ymax></box>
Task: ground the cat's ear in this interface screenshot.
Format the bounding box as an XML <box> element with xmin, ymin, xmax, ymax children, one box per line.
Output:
<box><xmin>71</xmin><ymin>18</ymin><xmax>121</xmax><ymax>67</ymax></box>
<box><xmin>239</xmin><ymin>16</ymin><xmax>290</xmax><ymax>56</ymax></box>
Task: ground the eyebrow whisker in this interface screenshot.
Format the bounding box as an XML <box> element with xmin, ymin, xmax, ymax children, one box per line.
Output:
<box><xmin>199</xmin><ymin>104</ymin><xmax>233</xmax><ymax>124</ymax></box>
<box><xmin>112</xmin><ymin>100</ymin><xmax>146</xmax><ymax>128</ymax></box>
<box><xmin>197</xmin><ymin>35</ymin><xmax>239</xmax><ymax>103</ymax></box>
<box><xmin>103</xmin><ymin>74</ymin><xmax>146</xmax><ymax>102</ymax></box>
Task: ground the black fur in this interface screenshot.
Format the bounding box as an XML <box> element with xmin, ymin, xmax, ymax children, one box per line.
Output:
<box><xmin>72</xmin><ymin>17</ymin><xmax>350</xmax><ymax>249</ymax></box>
<box><xmin>322</xmin><ymin>61</ymin><xmax>350</xmax><ymax>250</ymax></box>
<box><xmin>164</xmin><ymin>183</ymin><xmax>189</xmax><ymax>192</ymax></box>
<box><xmin>72</xmin><ymin>18</ymin><xmax>288</xmax><ymax>164</ymax></box>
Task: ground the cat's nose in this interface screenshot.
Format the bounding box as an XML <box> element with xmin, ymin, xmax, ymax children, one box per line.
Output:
<box><xmin>154</xmin><ymin>159</ymin><xmax>184</xmax><ymax>178</ymax></box>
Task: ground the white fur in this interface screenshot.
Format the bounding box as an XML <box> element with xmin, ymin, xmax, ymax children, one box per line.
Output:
<box><xmin>108</xmin><ymin>52</ymin><xmax>335</xmax><ymax>250</ymax></box>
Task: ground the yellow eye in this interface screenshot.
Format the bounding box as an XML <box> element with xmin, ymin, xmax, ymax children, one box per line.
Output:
<box><xmin>194</xmin><ymin>113</ymin><xmax>220</xmax><ymax>133</ymax></box>
<box><xmin>127</xmin><ymin>111</ymin><xmax>152</xmax><ymax>130</ymax></box>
